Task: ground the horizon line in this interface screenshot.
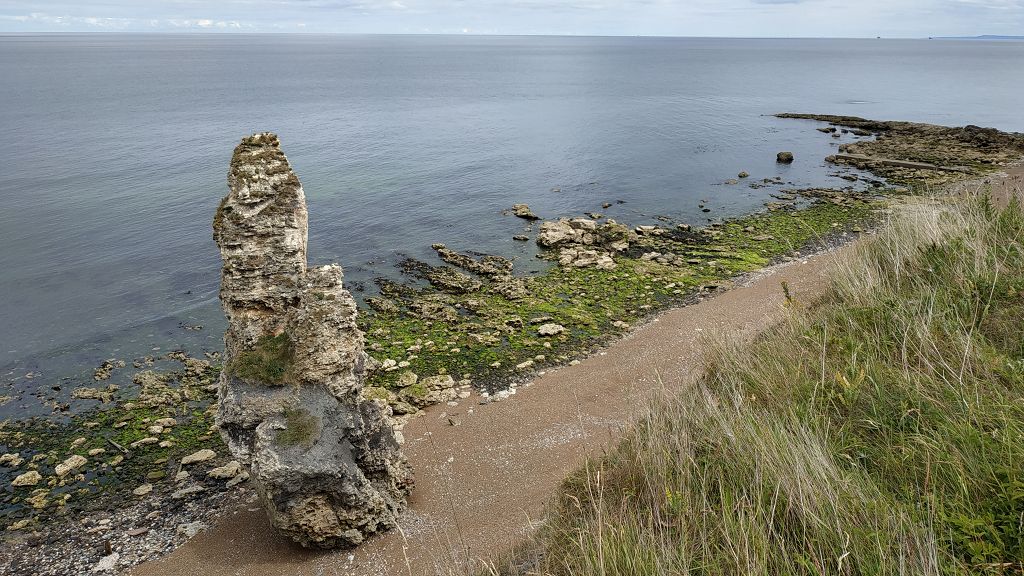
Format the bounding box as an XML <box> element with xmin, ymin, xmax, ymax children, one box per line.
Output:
<box><xmin>0</xmin><ymin>31</ymin><xmax>1019</xmax><ymax>40</ymax></box>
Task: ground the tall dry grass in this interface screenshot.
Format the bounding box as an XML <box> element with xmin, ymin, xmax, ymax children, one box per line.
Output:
<box><xmin>488</xmin><ymin>189</ymin><xmax>1024</xmax><ymax>575</ymax></box>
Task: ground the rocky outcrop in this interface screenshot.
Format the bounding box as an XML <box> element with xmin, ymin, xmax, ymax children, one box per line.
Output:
<box><xmin>778</xmin><ymin>114</ymin><xmax>1024</xmax><ymax>185</ymax></box>
<box><xmin>213</xmin><ymin>133</ymin><xmax>412</xmax><ymax>549</ymax></box>
<box><xmin>537</xmin><ymin>217</ymin><xmax>630</xmax><ymax>270</ymax></box>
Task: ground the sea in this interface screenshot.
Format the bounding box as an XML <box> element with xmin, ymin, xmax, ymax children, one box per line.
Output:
<box><xmin>2</xmin><ymin>33</ymin><xmax>1023</xmax><ymax>418</ymax></box>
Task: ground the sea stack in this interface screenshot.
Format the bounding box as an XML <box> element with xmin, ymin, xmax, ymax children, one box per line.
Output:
<box><xmin>212</xmin><ymin>133</ymin><xmax>412</xmax><ymax>548</ymax></box>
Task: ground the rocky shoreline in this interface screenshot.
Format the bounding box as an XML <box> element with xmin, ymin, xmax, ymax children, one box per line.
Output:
<box><xmin>2</xmin><ymin>115</ymin><xmax>1023</xmax><ymax>575</ymax></box>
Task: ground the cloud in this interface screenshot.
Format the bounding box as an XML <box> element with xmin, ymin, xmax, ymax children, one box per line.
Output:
<box><xmin>0</xmin><ymin>0</ymin><xmax>1022</xmax><ymax>36</ymax></box>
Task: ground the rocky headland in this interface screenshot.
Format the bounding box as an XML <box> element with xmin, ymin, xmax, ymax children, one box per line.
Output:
<box><xmin>1</xmin><ymin>115</ymin><xmax>1022</xmax><ymax>575</ymax></box>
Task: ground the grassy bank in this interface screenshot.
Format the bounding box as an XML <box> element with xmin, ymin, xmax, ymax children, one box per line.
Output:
<box><xmin>495</xmin><ymin>191</ymin><xmax>1024</xmax><ymax>575</ymax></box>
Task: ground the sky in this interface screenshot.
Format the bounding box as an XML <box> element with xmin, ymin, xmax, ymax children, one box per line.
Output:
<box><xmin>0</xmin><ymin>0</ymin><xmax>1022</xmax><ymax>37</ymax></box>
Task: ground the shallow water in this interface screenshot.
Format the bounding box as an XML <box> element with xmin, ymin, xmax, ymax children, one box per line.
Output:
<box><xmin>2</xmin><ymin>34</ymin><xmax>1023</xmax><ymax>417</ymax></box>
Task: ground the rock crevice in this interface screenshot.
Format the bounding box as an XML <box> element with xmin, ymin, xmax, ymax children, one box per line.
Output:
<box><xmin>213</xmin><ymin>133</ymin><xmax>411</xmax><ymax>549</ymax></box>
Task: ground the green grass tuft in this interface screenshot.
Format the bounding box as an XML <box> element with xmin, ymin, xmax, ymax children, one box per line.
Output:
<box><xmin>275</xmin><ymin>408</ymin><xmax>320</xmax><ymax>448</ymax></box>
<box><xmin>230</xmin><ymin>333</ymin><xmax>294</xmax><ymax>386</ymax></box>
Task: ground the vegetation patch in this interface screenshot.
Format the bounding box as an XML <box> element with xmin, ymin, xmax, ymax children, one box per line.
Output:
<box><xmin>229</xmin><ymin>333</ymin><xmax>294</xmax><ymax>386</ymax></box>
<box><xmin>492</xmin><ymin>195</ymin><xmax>1024</xmax><ymax>575</ymax></box>
<box><xmin>361</xmin><ymin>196</ymin><xmax>878</xmax><ymax>396</ymax></box>
<box><xmin>275</xmin><ymin>408</ymin><xmax>320</xmax><ymax>449</ymax></box>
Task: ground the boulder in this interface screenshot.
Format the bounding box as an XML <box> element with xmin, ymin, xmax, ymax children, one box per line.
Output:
<box><xmin>777</xmin><ymin>151</ymin><xmax>795</xmax><ymax>164</ymax></box>
<box><xmin>213</xmin><ymin>133</ymin><xmax>412</xmax><ymax>549</ymax></box>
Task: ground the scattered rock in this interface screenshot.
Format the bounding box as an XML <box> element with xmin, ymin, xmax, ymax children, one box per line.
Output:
<box><xmin>777</xmin><ymin>151</ymin><xmax>795</xmax><ymax>164</ymax></box>
<box><xmin>738</xmin><ymin>171</ymin><xmax>749</xmax><ymax>178</ymax></box>
<box><xmin>180</xmin><ymin>449</ymin><xmax>216</xmax><ymax>466</ymax></box>
<box><xmin>132</xmin><ymin>484</ymin><xmax>153</xmax><ymax>497</ymax></box>
<box><xmin>1</xmin><ymin>452</ymin><xmax>25</xmax><ymax>467</ymax></box>
<box><xmin>12</xmin><ymin>470</ymin><xmax>42</xmax><ymax>487</ymax></box>
<box><xmin>170</xmin><ymin>486</ymin><xmax>205</xmax><ymax>500</ymax></box>
<box><xmin>55</xmin><ymin>454</ymin><xmax>87</xmax><ymax>477</ymax></box>
<box><xmin>511</xmin><ymin>204</ymin><xmax>540</xmax><ymax>220</ymax></box>
<box><xmin>207</xmin><ymin>460</ymin><xmax>243</xmax><ymax>480</ymax></box>
<box><xmin>537</xmin><ymin>323</ymin><xmax>566</xmax><ymax>337</ymax></box>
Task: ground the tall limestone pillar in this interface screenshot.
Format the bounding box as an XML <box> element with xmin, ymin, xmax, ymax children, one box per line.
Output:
<box><xmin>213</xmin><ymin>133</ymin><xmax>412</xmax><ymax>548</ymax></box>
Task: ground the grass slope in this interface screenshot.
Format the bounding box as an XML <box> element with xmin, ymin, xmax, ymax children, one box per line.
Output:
<box><xmin>493</xmin><ymin>193</ymin><xmax>1024</xmax><ymax>575</ymax></box>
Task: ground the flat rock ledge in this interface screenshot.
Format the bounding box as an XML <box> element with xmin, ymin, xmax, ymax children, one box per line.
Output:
<box><xmin>212</xmin><ymin>132</ymin><xmax>412</xmax><ymax>549</ymax></box>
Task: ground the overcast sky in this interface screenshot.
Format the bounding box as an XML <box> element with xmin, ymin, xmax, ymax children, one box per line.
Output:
<box><xmin>1</xmin><ymin>0</ymin><xmax>1022</xmax><ymax>37</ymax></box>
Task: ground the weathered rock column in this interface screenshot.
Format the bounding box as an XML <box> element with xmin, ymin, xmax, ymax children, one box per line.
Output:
<box><xmin>213</xmin><ymin>133</ymin><xmax>412</xmax><ymax>548</ymax></box>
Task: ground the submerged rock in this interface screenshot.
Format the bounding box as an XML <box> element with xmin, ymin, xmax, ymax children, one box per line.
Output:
<box><xmin>777</xmin><ymin>151</ymin><xmax>795</xmax><ymax>164</ymax></box>
<box><xmin>213</xmin><ymin>133</ymin><xmax>412</xmax><ymax>549</ymax></box>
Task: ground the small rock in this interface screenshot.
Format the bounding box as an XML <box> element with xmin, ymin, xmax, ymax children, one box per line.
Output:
<box><xmin>55</xmin><ymin>454</ymin><xmax>87</xmax><ymax>477</ymax></box>
<box><xmin>180</xmin><ymin>449</ymin><xmax>216</xmax><ymax>466</ymax></box>
<box><xmin>208</xmin><ymin>460</ymin><xmax>243</xmax><ymax>480</ymax></box>
<box><xmin>130</xmin><ymin>437</ymin><xmax>159</xmax><ymax>448</ymax></box>
<box><xmin>154</xmin><ymin>417</ymin><xmax>178</xmax><ymax>427</ymax></box>
<box><xmin>0</xmin><ymin>453</ymin><xmax>24</xmax><ymax>468</ymax></box>
<box><xmin>515</xmin><ymin>360</ymin><xmax>535</xmax><ymax>371</ymax></box>
<box><xmin>226</xmin><ymin>471</ymin><xmax>250</xmax><ymax>488</ymax></box>
<box><xmin>12</xmin><ymin>470</ymin><xmax>42</xmax><ymax>487</ymax></box>
<box><xmin>511</xmin><ymin>204</ymin><xmax>540</xmax><ymax>220</ymax></box>
<box><xmin>174</xmin><ymin>470</ymin><xmax>190</xmax><ymax>483</ymax></box>
<box><xmin>738</xmin><ymin>171</ymin><xmax>749</xmax><ymax>178</ymax></box>
<box><xmin>132</xmin><ymin>483</ymin><xmax>153</xmax><ymax>496</ymax></box>
<box><xmin>512</xmin><ymin>235</ymin><xmax>529</xmax><ymax>242</ymax></box>
<box><xmin>537</xmin><ymin>323</ymin><xmax>566</xmax><ymax>337</ymax></box>
<box><xmin>171</xmin><ymin>486</ymin><xmax>206</xmax><ymax>500</ymax></box>
<box><xmin>776</xmin><ymin>151</ymin><xmax>795</xmax><ymax>164</ymax></box>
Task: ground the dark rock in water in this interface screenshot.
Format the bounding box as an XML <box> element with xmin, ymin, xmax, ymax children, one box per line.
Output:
<box><xmin>511</xmin><ymin>204</ymin><xmax>540</xmax><ymax>220</ymax></box>
<box><xmin>777</xmin><ymin>151</ymin><xmax>795</xmax><ymax>164</ymax></box>
<box><xmin>213</xmin><ymin>133</ymin><xmax>411</xmax><ymax>549</ymax></box>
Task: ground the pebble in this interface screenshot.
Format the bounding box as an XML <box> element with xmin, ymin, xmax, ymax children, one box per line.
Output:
<box><xmin>180</xmin><ymin>449</ymin><xmax>216</xmax><ymax>466</ymax></box>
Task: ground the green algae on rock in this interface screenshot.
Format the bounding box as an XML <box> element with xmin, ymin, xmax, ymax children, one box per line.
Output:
<box><xmin>359</xmin><ymin>194</ymin><xmax>880</xmax><ymax>401</ymax></box>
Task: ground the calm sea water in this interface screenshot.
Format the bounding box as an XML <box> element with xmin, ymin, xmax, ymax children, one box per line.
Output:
<box><xmin>2</xmin><ymin>34</ymin><xmax>1023</xmax><ymax>417</ymax></box>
